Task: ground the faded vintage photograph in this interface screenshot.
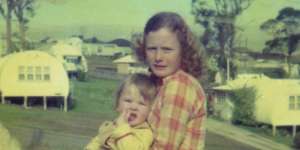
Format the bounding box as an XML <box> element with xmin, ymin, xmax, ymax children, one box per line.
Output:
<box><xmin>0</xmin><ymin>0</ymin><xmax>300</xmax><ymax>150</ymax></box>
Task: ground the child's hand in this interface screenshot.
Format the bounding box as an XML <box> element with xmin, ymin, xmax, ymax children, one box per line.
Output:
<box><xmin>115</xmin><ymin>109</ymin><xmax>130</xmax><ymax>125</ymax></box>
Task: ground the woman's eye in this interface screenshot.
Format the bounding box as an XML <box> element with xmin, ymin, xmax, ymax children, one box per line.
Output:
<box><xmin>162</xmin><ymin>47</ymin><xmax>173</xmax><ymax>52</ymax></box>
<box><xmin>146</xmin><ymin>47</ymin><xmax>157</xmax><ymax>51</ymax></box>
<box><xmin>124</xmin><ymin>99</ymin><xmax>131</xmax><ymax>103</ymax></box>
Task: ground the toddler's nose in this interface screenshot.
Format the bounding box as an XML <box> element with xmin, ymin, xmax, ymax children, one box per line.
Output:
<box><xmin>129</xmin><ymin>104</ymin><xmax>138</xmax><ymax>111</ymax></box>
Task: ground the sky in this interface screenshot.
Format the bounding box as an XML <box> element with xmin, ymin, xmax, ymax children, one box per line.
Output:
<box><xmin>24</xmin><ymin>0</ymin><xmax>196</xmax><ymax>41</ymax></box>
<box><xmin>1</xmin><ymin>0</ymin><xmax>300</xmax><ymax>51</ymax></box>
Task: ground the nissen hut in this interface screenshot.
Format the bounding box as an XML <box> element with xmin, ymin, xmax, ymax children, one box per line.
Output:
<box><xmin>50</xmin><ymin>42</ymin><xmax>88</xmax><ymax>78</ymax></box>
<box><xmin>213</xmin><ymin>74</ymin><xmax>300</xmax><ymax>137</ymax></box>
<box><xmin>0</xmin><ymin>51</ymin><xmax>70</xmax><ymax>111</ymax></box>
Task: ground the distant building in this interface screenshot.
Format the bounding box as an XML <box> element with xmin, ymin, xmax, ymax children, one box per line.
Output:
<box><xmin>113</xmin><ymin>54</ymin><xmax>148</xmax><ymax>74</ymax></box>
<box><xmin>81</xmin><ymin>43</ymin><xmax>100</xmax><ymax>56</ymax></box>
<box><xmin>0</xmin><ymin>51</ymin><xmax>70</xmax><ymax>111</ymax></box>
<box><xmin>50</xmin><ymin>41</ymin><xmax>88</xmax><ymax>78</ymax></box>
<box><xmin>212</xmin><ymin>74</ymin><xmax>300</xmax><ymax>137</ymax></box>
<box><xmin>82</xmin><ymin>43</ymin><xmax>131</xmax><ymax>57</ymax></box>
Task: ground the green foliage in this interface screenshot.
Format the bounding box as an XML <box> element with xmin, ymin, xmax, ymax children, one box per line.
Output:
<box><xmin>294</xmin><ymin>132</ymin><xmax>300</xmax><ymax>149</ymax></box>
<box><xmin>230</xmin><ymin>86</ymin><xmax>257</xmax><ymax>126</ymax></box>
<box><xmin>206</xmin><ymin>56</ymin><xmax>218</xmax><ymax>82</ymax></box>
<box><xmin>251</xmin><ymin>67</ymin><xmax>288</xmax><ymax>78</ymax></box>
<box><xmin>192</xmin><ymin>0</ymin><xmax>252</xmax><ymax>50</ymax></box>
<box><xmin>260</xmin><ymin>7</ymin><xmax>300</xmax><ymax>57</ymax></box>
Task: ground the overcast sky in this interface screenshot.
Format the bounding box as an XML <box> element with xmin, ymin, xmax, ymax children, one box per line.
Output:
<box><xmin>1</xmin><ymin>0</ymin><xmax>300</xmax><ymax>51</ymax></box>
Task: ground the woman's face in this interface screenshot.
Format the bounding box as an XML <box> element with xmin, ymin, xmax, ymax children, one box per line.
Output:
<box><xmin>145</xmin><ymin>27</ymin><xmax>182</xmax><ymax>78</ymax></box>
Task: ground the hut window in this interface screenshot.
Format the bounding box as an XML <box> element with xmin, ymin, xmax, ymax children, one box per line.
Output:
<box><xmin>27</xmin><ymin>66</ymin><xmax>34</xmax><ymax>80</ymax></box>
<box><xmin>64</xmin><ymin>56</ymin><xmax>81</xmax><ymax>64</ymax></box>
<box><xmin>18</xmin><ymin>66</ymin><xmax>25</xmax><ymax>80</ymax></box>
<box><xmin>289</xmin><ymin>96</ymin><xmax>295</xmax><ymax>110</ymax></box>
<box><xmin>35</xmin><ymin>66</ymin><xmax>42</xmax><ymax>80</ymax></box>
<box><xmin>44</xmin><ymin>66</ymin><xmax>50</xmax><ymax>81</ymax></box>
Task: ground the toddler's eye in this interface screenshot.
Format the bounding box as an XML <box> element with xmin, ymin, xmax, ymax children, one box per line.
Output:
<box><xmin>139</xmin><ymin>102</ymin><xmax>146</xmax><ymax>106</ymax></box>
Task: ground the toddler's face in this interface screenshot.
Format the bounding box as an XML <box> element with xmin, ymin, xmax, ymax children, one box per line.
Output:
<box><xmin>117</xmin><ymin>83</ymin><xmax>151</xmax><ymax>127</ymax></box>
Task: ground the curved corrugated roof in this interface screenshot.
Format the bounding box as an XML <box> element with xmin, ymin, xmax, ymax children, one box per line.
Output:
<box><xmin>0</xmin><ymin>50</ymin><xmax>69</xmax><ymax>97</ymax></box>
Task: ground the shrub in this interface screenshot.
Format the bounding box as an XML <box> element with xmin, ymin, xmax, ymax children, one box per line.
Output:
<box><xmin>77</xmin><ymin>70</ymin><xmax>88</xmax><ymax>82</ymax></box>
<box><xmin>231</xmin><ymin>86</ymin><xmax>257</xmax><ymax>126</ymax></box>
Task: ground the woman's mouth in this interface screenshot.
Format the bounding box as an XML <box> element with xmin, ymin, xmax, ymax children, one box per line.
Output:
<box><xmin>153</xmin><ymin>64</ymin><xmax>166</xmax><ymax>70</ymax></box>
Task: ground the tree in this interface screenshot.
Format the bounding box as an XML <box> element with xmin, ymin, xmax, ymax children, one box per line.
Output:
<box><xmin>0</xmin><ymin>0</ymin><xmax>16</xmax><ymax>53</ymax></box>
<box><xmin>260</xmin><ymin>7</ymin><xmax>300</xmax><ymax>76</ymax></box>
<box><xmin>13</xmin><ymin>0</ymin><xmax>35</xmax><ymax>50</ymax></box>
<box><xmin>192</xmin><ymin>0</ymin><xmax>253</xmax><ymax>82</ymax></box>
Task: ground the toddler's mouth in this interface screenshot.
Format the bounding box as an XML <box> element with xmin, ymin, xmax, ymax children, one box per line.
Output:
<box><xmin>128</xmin><ymin>113</ymin><xmax>137</xmax><ymax>122</ymax></box>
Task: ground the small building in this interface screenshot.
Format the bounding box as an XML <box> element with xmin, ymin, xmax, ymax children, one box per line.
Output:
<box><xmin>82</xmin><ymin>43</ymin><xmax>132</xmax><ymax>57</ymax></box>
<box><xmin>50</xmin><ymin>42</ymin><xmax>88</xmax><ymax>78</ymax></box>
<box><xmin>213</xmin><ymin>74</ymin><xmax>300</xmax><ymax>136</ymax></box>
<box><xmin>0</xmin><ymin>51</ymin><xmax>70</xmax><ymax>111</ymax></box>
<box><xmin>98</xmin><ymin>44</ymin><xmax>131</xmax><ymax>58</ymax></box>
<box><xmin>81</xmin><ymin>43</ymin><xmax>100</xmax><ymax>56</ymax></box>
<box><xmin>113</xmin><ymin>54</ymin><xmax>147</xmax><ymax>74</ymax></box>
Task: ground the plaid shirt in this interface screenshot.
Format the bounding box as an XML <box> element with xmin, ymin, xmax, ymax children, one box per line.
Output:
<box><xmin>148</xmin><ymin>70</ymin><xmax>206</xmax><ymax>150</ymax></box>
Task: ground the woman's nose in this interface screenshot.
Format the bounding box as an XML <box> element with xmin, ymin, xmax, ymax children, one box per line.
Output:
<box><xmin>154</xmin><ymin>50</ymin><xmax>163</xmax><ymax>62</ymax></box>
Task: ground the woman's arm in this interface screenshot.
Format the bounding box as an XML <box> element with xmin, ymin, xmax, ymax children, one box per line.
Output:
<box><xmin>179</xmin><ymin>102</ymin><xmax>206</xmax><ymax>150</ymax></box>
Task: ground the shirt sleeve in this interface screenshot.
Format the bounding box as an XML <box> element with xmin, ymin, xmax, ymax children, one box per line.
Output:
<box><xmin>84</xmin><ymin>121</ymin><xmax>114</xmax><ymax>150</ymax></box>
<box><xmin>179</xmin><ymin>95</ymin><xmax>206</xmax><ymax>150</ymax></box>
<box><xmin>0</xmin><ymin>123</ymin><xmax>21</xmax><ymax>150</ymax></box>
<box><xmin>111</xmin><ymin>123</ymin><xmax>153</xmax><ymax>150</ymax></box>
<box><xmin>84</xmin><ymin>135</ymin><xmax>101</xmax><ymax>150</ymax></box>
<box><xmin>152</xmin><ymin>78</ymin><xmax>206</xmax><ymax>150</ymax></box>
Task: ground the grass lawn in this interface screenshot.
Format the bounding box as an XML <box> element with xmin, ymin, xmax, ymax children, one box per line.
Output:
<box><xmin>1</xmin><ymin>77</ymin><xmax>294</xmax><ymax>150</ymax></box>
<box><xmin>0</xmin><ymin>77</ymin><xmax>120</xmax><ymax>150</ymax></box>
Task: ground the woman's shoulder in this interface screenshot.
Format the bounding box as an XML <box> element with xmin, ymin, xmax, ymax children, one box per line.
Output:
<box><xmin>166</xmin><ymin>70</ymin><xmax>202</xmax><ymax>87</ymax></box>
<box><xmin>165</xmin><ymin>70</ymin><xmax>205</xmax><ymax>97</ymax></box>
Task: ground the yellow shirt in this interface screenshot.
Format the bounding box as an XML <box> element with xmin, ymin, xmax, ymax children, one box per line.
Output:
<box><xmin>0</xmin><ymin>123</ymin><xmax>21</xmax><ymax>150</ymax></box>
<box><xmin>85</xmin><ymin>121</ymin><xmax>153</xmax><ymax>150</ymax></box>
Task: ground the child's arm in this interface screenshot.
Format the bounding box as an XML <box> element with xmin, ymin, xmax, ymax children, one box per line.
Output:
<box><xmin>84</xmin><ymin>121</ymin><xmax>114</xmax><ymax>150</ymax></box>
<box><xmin>0</xmin><ymin>123</ymin><xmax>21</xmax><ymax>150</ymax></box>
<box><xmin>111</xmin><ymin>123</ymin><xmax>153</xmax><ymax>150</ymax></box>
<box><xmin>84</xmin><ymin>135</ymin><xmax>101</xmax><ymax>150</ymax></box>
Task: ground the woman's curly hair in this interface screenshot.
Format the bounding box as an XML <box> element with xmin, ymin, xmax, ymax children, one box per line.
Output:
<box><xmin>134</xmin><ymin>12</ymin><xmax>206</xmax><ymax>80</ymax></box>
